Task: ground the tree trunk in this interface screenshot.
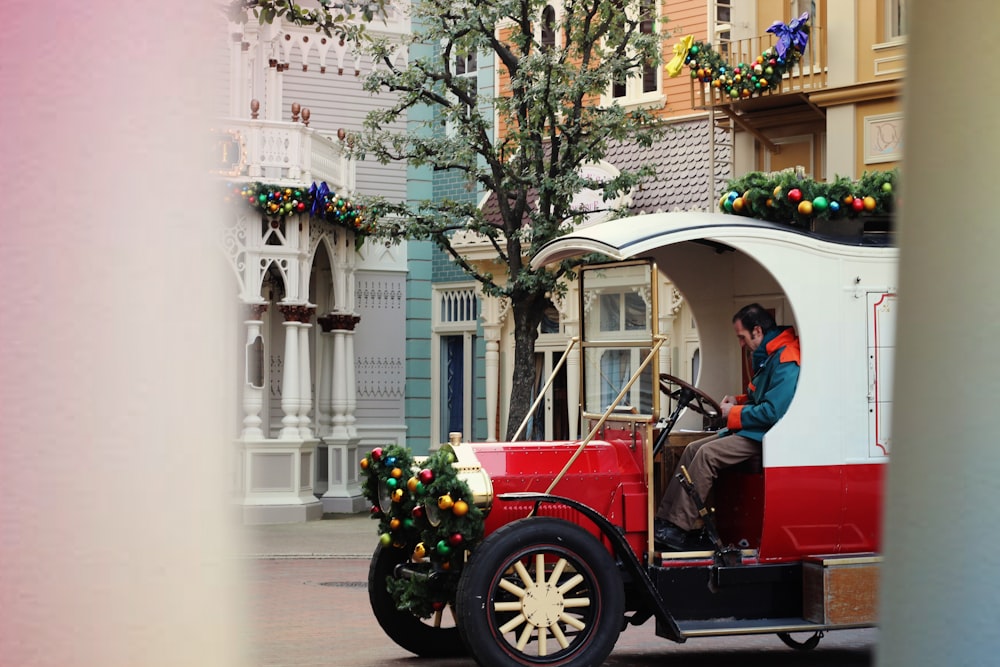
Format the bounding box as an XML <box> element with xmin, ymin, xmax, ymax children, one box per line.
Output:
<box><xmin>505</xmin><ymin>298</ymin><xmax>544</xmax><ymax>440</ymax></box>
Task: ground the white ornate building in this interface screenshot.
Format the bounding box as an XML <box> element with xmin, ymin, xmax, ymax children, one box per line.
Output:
<box><xmin>216</xmin><ymin>7</ymin><xmax>412</xmax><ymax>523</ymax></box>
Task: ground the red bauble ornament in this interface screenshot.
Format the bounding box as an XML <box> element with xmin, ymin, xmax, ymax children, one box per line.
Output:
<box><xmin>370</xmin><ymin>505</ymin><xmax>381</xmax><ymax>516</ymax></box>
<box><xmin>852</xmin><ymin>197</ymin><xmax>865</xmax><ymax>212</ymax></box>
<box><xmin>448</xmin><ymin>533</ymin><xmax>464</xmax><ymax>547</ymax></box>
<box><xmin>787</xmin><ymin>188</ymin><xmax>802</xmax><ymax>203</ymax></box>
<box><xmin>411</xmin><ymin>505</ymin><xmax>425</xmax><ymax>519</ymax></box>
<box><xmin>432</xmin><ymin>601</ymin><xmax>445</xmax><ymax>611</ymax></box>
<box><xmin>371</xmin><ymin>447</ymin><xmax>383</xmax><ymax>461</ymax></box>
<box><xmin>418</xmin><ymin>468</ymin><xmax>434</xmax><ymax>484</ymax></box>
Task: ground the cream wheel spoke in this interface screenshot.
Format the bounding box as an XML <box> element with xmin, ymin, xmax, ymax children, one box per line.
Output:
<box><xmin>535</xmin><ymin>553</ymin><xmax>545</xmax><ymax>586</ymax></box>
<box><xmin>499</xmin><ymin>577</ymin><xmax>526</xmax><ymax>598</ymax></box>
<box><xmin>549</xmin><ymin>557</ymin><xmax>567</xmax><ymax>584</ymax></box>
<box><xmin>499</xmin><ymin>613</ymin><xmax>528</xmax><ymax>635</ymax></box>
<box><xmin>551</xmin><ymin>623</ymin><xmax>570</xmax><ymax>649</ymax></box>
<box><xmin>513</xmin><ymin>561</ymin><xmax>534</xmax><ymax>589</ymax></box>
<box><xmin>515</xmin><ymin>623</ymin><xmax>534</xmax><ymax>651</ymax></box>
<box><xmin>433</xmin><ymin>608</ymin><xmax>443</xmax><ymax>628</ymax></box>
<box><xmin>557</xmin><ymin>573</ymin><xmax>584</xmax><ymax>595</ymax></box>
<box><xmin>563</xmin><ymin>596</ymin><xmax>591</xmax><ymax>609</ymax></box>
<box><xmin>494</xmin><ymin>601</ymin><xmax>523</xmax><ymax>612</ymax></box>
<box><xmin>559</xmin><ymin>613</ymin><xmax>586</xmax><ymax>631</ymax></box>
<box><xmin>537</xmin><ymin>626</ymin><xmax>549</xmax><ymax>657</ymax></box>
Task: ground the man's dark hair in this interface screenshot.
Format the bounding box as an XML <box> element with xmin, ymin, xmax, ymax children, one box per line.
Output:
<box><xmin>733</xmin><ymin>303</ymin><xmax>777</xmax><ymax>333</ymax></box>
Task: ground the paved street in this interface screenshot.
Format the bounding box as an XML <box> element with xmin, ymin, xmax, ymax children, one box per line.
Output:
<box><xmin>240</xmin><ymin>517</ymin><xmax>877</xmax><ymax>667</ymax></box>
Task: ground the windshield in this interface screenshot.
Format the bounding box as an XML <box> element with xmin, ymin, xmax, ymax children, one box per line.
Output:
<box><xmin>579</xmin><ymin>261</ymin><xmax>657</xmax><ymax>417</ymax></box>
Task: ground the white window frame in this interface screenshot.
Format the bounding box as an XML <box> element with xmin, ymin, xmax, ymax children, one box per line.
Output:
<box><xmin>712</xmin><ymin>0</ymin><xmax>733</xmax><ymax>56</ymax></box>
<box><xmin>431</xmin><ymin>284</ymin><xmax>480</xmax><ymax>443</ymax></box>
<box><xmin>602</xmin><ymin>0</ymin><xmax>663</xmax><ymax>109</ymax></box>
<box><xmin>445</xmin><ymin>44</ymin><xmax>479</xmax><ymax>138</ymax></box>
<box><xmin>884</xmin><ymin>0</ymin><xmax>906</xmax><ymax>42</ymax></box>
<box><xmin>540</xmin><ymin>4</ymin><xmax>559</xmax><ymax>51</ymax></box>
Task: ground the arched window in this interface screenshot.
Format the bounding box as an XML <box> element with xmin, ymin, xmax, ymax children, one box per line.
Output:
<box><xmin>541</xmin><ymin>6</ymin><xmax>556</xmax><ymax>51</ymax></box>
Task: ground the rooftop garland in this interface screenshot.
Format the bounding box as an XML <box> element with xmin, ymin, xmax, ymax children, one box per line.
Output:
<box><xmin>227</xmin><ymin>181</ymin><xmax>374</xmax><ymax>240</ymax></box>
<box><xmin>720</xmin><ymin>169</ymin><xmax>898</xmax><ymax>228</ymax></box>
<box><xmin>668</xmin><ymin>13</ymin><xmax>811</xmax><ymax>100</ymax></box>
<box><xmin>361</xmin><ymin>444</ymin><xmax>485</xmax><ymax>619</ymax></box>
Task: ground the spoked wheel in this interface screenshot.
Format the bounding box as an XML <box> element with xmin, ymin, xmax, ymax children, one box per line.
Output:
<box><xmin>778</xmin><ymin>631</ymin><xmax>824</xmax><ymax>651</ymax></box>
<box><xmin>456</xmin><ymin>517</ymin><xmax>624</xmax><ymax>667</ymax></box>
<box><xmin>367</xmin><ymin>543</ymin><xmax>467</xmax><ymax>658</ymax></box>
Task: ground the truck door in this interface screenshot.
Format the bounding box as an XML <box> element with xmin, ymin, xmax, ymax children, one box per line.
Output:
<box><xmin>868</xmin><ymin>291</ymin><xmax>897</xmax><ymax>457</ymax></box>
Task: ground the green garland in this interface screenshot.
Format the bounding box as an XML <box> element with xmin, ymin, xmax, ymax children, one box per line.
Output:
<box><xmin>720</xmin><ymin>169</ymin><xmax>897</xmax><ymax>229</ymax></box>
<box><xmin>226</xmin><ymin>181</ymin><xmax>375</xmax><ymax>240</ymax></box>
<box><xmin>682</xmin><ymin>14</ymin><xmax>811</xmax><ymax>101</ymax></box>
<box><xmin>360</xmin><ymin>444</ymin><xmax>485</xmax><ymax>618</ymax></box>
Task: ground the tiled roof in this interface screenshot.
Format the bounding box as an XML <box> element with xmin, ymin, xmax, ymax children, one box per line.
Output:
<box><xmin>607</xmin><ymin>118</ymin><xmax>732</xmax><ymax>214</ymax></box>
<box><xmin>478</xmin><ymin>118</ymin><xmax>731</xmax><ymax>225</ymax></box>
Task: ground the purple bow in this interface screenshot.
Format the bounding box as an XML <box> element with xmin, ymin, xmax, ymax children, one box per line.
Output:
<box><xmin>310</xmin><ymin>181</ymin><xmax>330</xmax><ymax>216</ymax></box>
<box><xmin>767</xmin><ymin>12</ymin><xmax>810</xmax><ymax>59</ymax></box>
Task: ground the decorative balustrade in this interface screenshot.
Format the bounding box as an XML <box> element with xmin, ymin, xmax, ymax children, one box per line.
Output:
<box><xmin>213</xmin><ymin>117</ymin><xmax>354</xmax><ymax>191</ymax></box>
<box><xmin>690</xmin><ymin>25</ymin><xmax>826</xmax><ymax>109</ymax></box>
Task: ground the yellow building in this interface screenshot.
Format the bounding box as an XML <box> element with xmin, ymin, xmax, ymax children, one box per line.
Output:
<box><xmin>689</xmin><ymin>0</ymin><xmax>904</xmax><ymax>180</ymax></box>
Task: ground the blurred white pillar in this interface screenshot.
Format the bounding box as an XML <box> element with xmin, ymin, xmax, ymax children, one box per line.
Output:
<box><xmin>878</xmin><ymin>2</ymin><xmax>1000</xmax><ymax>665</ymax></box>
<box><xmin>1</xmin><ymin>2</ymin><xmax>242</xmax><ymax>664</ymax></box>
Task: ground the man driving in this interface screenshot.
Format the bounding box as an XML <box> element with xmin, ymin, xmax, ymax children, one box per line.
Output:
<box><xmin>654</xmin><ymin>303</ymin><xmax>801</xmax><ymax>551</ymax></box>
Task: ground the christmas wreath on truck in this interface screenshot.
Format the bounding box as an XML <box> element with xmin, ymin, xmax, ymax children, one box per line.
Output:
<box><xmin>360</xmin><ymin>444</ymin><xmax>486</xmax><ymax>618</ymax></box>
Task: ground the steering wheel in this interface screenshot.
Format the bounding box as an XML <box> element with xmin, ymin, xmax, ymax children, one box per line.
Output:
<box><xmin>658</xmin><ymin>373</ymin><xmax>724</xmax><ymax>431</ymax></box>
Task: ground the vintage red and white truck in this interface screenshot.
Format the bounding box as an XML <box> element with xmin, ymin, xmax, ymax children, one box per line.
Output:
<box><xmin>362</xmin><ymin>210</ymin><xmax>896</xmax><ymax>667</ymax></box>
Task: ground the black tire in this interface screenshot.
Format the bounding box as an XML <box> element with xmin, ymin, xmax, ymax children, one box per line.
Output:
<box><xmin>367</xmin><ymin>543</ymin><xmax>467</xmax><ymax>658</ymax></box>
<box><xmin>777</xmin><ymin>631</ymin><xmax>823</xmax><ymax>651</ymax></box>
<box><xmin>456</xmin><ymin>517</ymin><xmax>625</xmax><ymax>667</ymax></box>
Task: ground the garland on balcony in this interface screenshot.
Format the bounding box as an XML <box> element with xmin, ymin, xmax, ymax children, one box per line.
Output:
<box><xmin>667</xmin><ymin>12</ymin><xmax>811</xmax><ymax>101</ymax></box>
<box><xmin>720</xmin><ymin>169</ymin><xmax>898</xmax><ymax>228</ymax></box>
<box><xmin>227</xmin><ymin>181</ymin><xmax>374</xmax><ymax>239</ymax></box>
<box><xmin>361</xmin><ymin>444</ymin><xmax>485</xmax><ymax>619</ymax></box>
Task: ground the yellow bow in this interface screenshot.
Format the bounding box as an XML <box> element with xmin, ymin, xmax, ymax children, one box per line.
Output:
<box><xmin>666</xmin><ymin>35</ymin><xmax>694</xmax><ymax>78</ymax></box>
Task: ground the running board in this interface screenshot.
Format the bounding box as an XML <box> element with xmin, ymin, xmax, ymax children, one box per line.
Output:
<box><xmin>656</xmin><ymin>548</ymin><xmax>758</xmax><ymax>566</ymax></box>
<box><xmin>677</xmin><ymin>617</ymin><xmax>874</xmax><ymax>638</ymax></box>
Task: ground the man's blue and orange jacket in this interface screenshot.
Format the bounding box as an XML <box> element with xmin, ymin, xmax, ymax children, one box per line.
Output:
<box><xmin>723</xmin><ymin>326</ymin><xmax>801</xmax><ymax>442</ymax></box>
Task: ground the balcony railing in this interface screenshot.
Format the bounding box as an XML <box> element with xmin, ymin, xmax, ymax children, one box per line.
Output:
<box><xmin>691</xmin><ymin>26</ymin><xmax>826</xmax><ymax>108</ymax></box>
<box><xmin>213</xmin><ymin>118</ymin><xmax>354</xmax><ymax>191</ymax></box>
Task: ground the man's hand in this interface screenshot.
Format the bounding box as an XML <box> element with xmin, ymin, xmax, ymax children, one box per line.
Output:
<box><xmin>720</xmin><ymin>395</ymin><xmax>737</xmax><ymax>418</ymax></box>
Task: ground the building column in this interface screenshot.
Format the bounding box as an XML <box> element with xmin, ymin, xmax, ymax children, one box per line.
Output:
<box><xmin>317</xmin><ymin>312</ymin><xmax>365</xmax><ymax>513</ymax></box>
<box><xmin>316</xmin><ymin>322</ymin><xmax>334</xmax><ymax>437</ymax></box>
<box><xmin>277</xmin><ymin>304</ymin><xmax>307</xmax><ymax>440</ymax></box>
<box><xmin>879</xmin><ymin>3</ymin><xmax>1000</xmax><ymax>663</ymax></box>
<box><xmin>241</xmin><ymin>303</ymin><xmax>268</xmax><ymax>439</ymax></box>
<box><xmin>483</xmin><ymin>326</ymin><xmax>501</xmax><ymax>442</ymax></box>
<box><xmin>329</xmin><ymin>327</ymin><xmax>348</xmax><ymax>440</ymax></box>
<box><xmin>236</xmin><ymin>301</ymin><xmax>321</xmax><ymax>524</ymax></box>
<box><xmin>296</xmin><ymin>307</ymin><xmax>316</xmax><ymax>439</ymax></box>
<box><xmin>344</xmin><ymin>322</ymin><xmax>360</xmax><ymax>439</ymax></box>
